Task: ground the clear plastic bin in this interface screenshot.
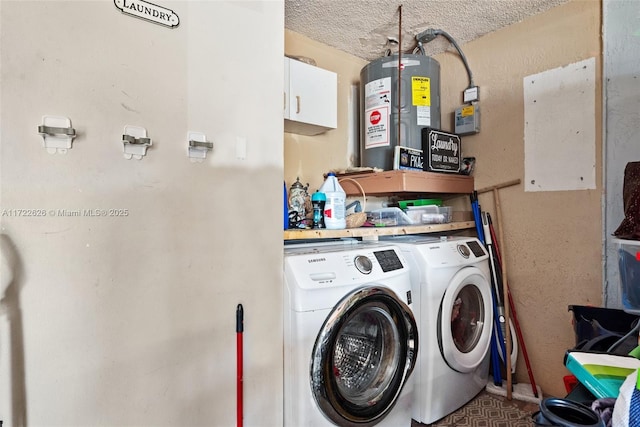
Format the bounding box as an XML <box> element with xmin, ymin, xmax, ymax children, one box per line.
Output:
<box><xmin>613</xmin><ymin>238</ymin><xmax>640</xmax><ymax>315</ymax></box>
<box><xmin>397</xmin><ymin>199</ymin><xmax>442</xmax><ymax>209</ymax></box>
<box><xmin>405</xmin><ymin>205</ymin><xmax>452</xmax><ymax>224</ymax></box>
<box><xmin>368</xmin><ymin>207</ymin><xmax>414</xmax><ymax>226</ymax></box>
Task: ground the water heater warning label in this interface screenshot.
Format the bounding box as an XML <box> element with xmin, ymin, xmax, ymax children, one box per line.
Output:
<box><xmin>364</xmin><ymin>77</ymin><xmax>392</xmax><ymax>148</ymax></box>
<box><xmin>413</xmin><ymin>76</ymin><xmax>432</xmax><ymax>126</ymax></box>
<box><xmin>365</xmin><ymin>107</ymin><xmax>389</xmax><ymax>148</ymax></box>
<box><xmin>411</xmin><ymin>76</ymin><xmax>431</xmax><ymax>106</ymax></box>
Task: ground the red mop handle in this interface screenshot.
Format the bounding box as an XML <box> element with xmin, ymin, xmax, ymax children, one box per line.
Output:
<box><xmin>236</xmin><ymin>304</ymin><xmax>244</xmax><ymax>427</ymax></box>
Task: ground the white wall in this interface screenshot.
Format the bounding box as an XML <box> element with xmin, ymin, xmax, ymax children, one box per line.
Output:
<box><xmin>604</xmin><ymin>0</ymin><xmax>640</xmax><ymax>307</ymax></box>
<box><xmin>0</xmin><ymin>1</ymin><xmax>284</xmax><ymax>425</ymax></box>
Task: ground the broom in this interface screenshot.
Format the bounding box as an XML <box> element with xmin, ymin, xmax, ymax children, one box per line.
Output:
<box><xmin>477</xmin><ymin>180</ymin><xmax>542</xmax><ymax>403</ymax></box>
<box><xmin>483</xmin><ymin>213</ymin><xmax>542</xmax><ymax>403</ymax></box>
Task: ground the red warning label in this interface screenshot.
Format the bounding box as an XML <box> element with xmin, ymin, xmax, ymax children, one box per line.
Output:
<box><xmin>365</xmin><ymin>106</ymin><xmax>389</xmax><ymax>148</ymax></box>
<box><xmin>370</xmin><ymin>110</ymin><xmax>381</xmax><ymax>125</ymax></box>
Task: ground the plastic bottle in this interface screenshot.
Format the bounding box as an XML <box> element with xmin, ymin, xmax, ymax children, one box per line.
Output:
<box><xmin>311</xmin><ymin>191</ymin><xmax>326</xmax><ymax>229</ymax></box>
<box><xmin>319</xmin><ymin>173</ymin><xmax>346</xmax><ymax>230</ymax></box>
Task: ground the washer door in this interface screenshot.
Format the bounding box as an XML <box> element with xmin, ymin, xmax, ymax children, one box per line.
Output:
<box><xmin>310</xmin><ymin>286</ymin><xmax>418</xmax><ymax>427</ymax></box>
<box><xmin>438</xmin><ymin>266</ymin><xmax>493</xmax><ymax>373</ymax></box>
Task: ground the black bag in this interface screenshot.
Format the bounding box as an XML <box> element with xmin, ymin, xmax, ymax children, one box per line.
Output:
<box><xmin>613</xmin><ymin>161</ymin><xmax>640</xmax><ymax>240</ymax></box>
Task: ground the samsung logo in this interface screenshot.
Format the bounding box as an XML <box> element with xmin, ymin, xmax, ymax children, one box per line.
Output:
<box><xmin>307</xmin><ymin>257</ymin><xmax>326</xmax><ymax>263</ymax></box>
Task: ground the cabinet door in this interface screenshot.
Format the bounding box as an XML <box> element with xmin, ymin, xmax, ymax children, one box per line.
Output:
<box><xmin>285</xmin><ymin>57</ymin><xmax>337</xmax><ymax>135</ymax></box>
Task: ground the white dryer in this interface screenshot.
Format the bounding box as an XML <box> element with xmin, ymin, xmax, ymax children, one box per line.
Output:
<box><xmin>384</xmin><ymin>235</ymin><xmax>493</xmax><ymax>425</ymax></box>
<box><xmin>283</xmin><ymin>241</ymin><xmax>418</xmax><ymax>427</ymax></box>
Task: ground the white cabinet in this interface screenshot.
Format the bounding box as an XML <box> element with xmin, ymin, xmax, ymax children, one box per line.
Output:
<box><xmin>284</xmin><ymin>57</ymin><xmax>337</xmax><ymax>135</ymax></box>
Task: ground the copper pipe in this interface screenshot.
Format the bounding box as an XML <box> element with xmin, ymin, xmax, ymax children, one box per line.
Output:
<box><xmin>397</xmin><ymin>4</ymin><xmax>402</xmax><ymax>147</ymax></box>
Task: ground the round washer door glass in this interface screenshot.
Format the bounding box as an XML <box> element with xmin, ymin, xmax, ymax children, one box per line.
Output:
<box><xmin>311</xmin><ymin>286</ymin><xmax>417</xmax><ymax>427</ymax></box>
<box><xmin>438</xmin><ymin>267</ymin><xmax>493</xmax><ymax>373</ymax></box>
<box><xmin>451</xmin><ymin>284</ymin><xmax>484</xmax><ymax>353</ymax></box>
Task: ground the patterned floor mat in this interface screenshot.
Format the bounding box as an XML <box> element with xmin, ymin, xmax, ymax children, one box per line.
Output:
<box><xmin>415</xmin><ymin>391</ymin><xmax>539</xmax><ymax>427</ymax></box>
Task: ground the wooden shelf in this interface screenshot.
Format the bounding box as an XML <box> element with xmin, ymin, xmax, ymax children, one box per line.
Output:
<box><xmin>336</xmin><ymin>170</ymin><xmax>474</xmax><ymax>196</ymax></box>
<box><xmin>284</xmin><ymin>171</ymin><xmax>475</xmax><ymax>241</ymax></box>
<box><xmin>284</xmin><ymin>221</ymin><xmax>476</xmax><ymax>241</ymax></box>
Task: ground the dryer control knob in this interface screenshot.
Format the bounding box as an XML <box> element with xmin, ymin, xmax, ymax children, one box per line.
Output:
<box><xmin>457</xmin><ymin>244</ymin><xmax>470</xmax><ymax>258</ymax></box>
<box><xmin>354</xmin><ymin>255</ymin><xmax>373</xmax><ymax>274</ymax></box>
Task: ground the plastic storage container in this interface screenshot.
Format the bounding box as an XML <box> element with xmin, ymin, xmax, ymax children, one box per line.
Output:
<box><xmin>368</xmin><ymin>207</ymin><xmax>414</xmax><ymax>226</ymax></box>
<box><xmin>319</xmin><ymin>173</ymin><xmax>346</xmax><ymax>230</ymax></box>
<box><xmin>613</xmin><ymin>238</ymin><xmax>640</xmax><ymax>314</ymax></box>
<box><xmin>405</xmin><ymin>205</ymin><xmax>452</xmax><ymax>224</ymax></box>
<box><xmin>397</xmin><ymin>198</ymin><xmax>443</xmax><ymax>209</ymax></box>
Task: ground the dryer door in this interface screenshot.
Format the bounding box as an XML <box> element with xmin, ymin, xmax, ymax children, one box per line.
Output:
<box><xmin>310</xmin><ymin>286</ymin><xmax>418</xmax><ymax>427</ymax></box>
<box><xmin>438</xmin><ymin>266</ymin><xmax>493</xmax><ymax>373</ymax></box>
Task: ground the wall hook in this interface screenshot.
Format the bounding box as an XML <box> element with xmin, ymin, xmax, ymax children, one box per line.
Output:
<box><xmin>122</xmin><ymin>125</ymin><xmax>151</xmax><ymax>160</ymax></box>
<box><xmin>38</xmin><ymin>115</ymin><xmax>76</xmax><ymax>154</ymax></box>
<box><xmin>187</xmin><ymin>131</ymin><xmax>213</xmax><ymax>163</ymax></box>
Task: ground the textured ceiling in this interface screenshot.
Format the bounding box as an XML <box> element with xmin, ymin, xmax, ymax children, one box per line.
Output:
<box><xmin>285</xmin><ymin>0</ymin><xmax>570</xmax><ymax>61</ymax></box>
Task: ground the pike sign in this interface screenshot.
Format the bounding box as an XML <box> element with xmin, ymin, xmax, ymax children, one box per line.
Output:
<box><xmin>114</xmin><ymin>0</ymin><xmax>179</xmax><ymax>28</ymax></box>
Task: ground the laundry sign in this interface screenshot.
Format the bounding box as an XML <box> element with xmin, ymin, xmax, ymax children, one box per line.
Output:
<box><xmin>421</xmin><ymin>128</ymin><xmax>461</xmax><ymax>173</ymax></box>
<box><xmin>114</xmin><ymin>0</ymin><xmax>179</xmax><ymax>28</ymax></box>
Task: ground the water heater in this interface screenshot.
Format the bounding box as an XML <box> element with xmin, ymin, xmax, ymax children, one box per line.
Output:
<box><xmin>360</xmin><ymin>54</ymin><xmax>441</xmax><ymax>171</ymax></box>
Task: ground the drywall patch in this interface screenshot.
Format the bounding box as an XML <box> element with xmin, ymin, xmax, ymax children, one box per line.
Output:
<box><xmin>524</xmin><ymin>57</ymin><xmax>596</xmax><ymax>192</ymax></box>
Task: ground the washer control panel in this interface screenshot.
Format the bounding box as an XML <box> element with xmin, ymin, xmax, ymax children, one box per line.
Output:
<box><xmin>373</xmin><ymin>249</ymin><xmax>404</xmax><ymax>272</ymax></box>
<box><xmin>284</xmin><ymin>244</ymin><xmax>408</xmax><ymax>288</ymax></box>
<box><xmin>466</xmin><ymin>240</ymin><xmax>487</xmax><ymax>258</ymax></box>
<box><xmin>406</xmin><ymin>236</ymin><xmax>489</xmax><ymax>266</ymax></box>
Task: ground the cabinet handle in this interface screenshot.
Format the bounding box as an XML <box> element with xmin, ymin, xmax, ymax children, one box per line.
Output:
<box><xmin>296</xmin><ymin>96</ymin><xmax>301</xmax><ymax>114</ymax></box>
<box><xmin>284</xmin><ymin>92</ymin><xmax>286</xmax><ymax>111</ymax></box>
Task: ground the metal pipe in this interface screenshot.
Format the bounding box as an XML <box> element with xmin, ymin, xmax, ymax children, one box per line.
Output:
<box><xmin>397</xmin><ymin>4</ymin><xmax>402</xmax><ymax>147</ymax></box>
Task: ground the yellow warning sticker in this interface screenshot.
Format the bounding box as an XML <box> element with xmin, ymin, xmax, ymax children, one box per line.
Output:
<box><xmin>461</xmin><ymin>105</ymin><xmax>475</xmax><ymax>117</ymax></box>
<box><xmin>412</xmin><ymin>76</ymin><xmax>431</xmax><ymax>106</ymax></box>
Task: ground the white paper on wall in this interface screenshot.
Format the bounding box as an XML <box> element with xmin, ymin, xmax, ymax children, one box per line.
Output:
<box><xmin>524</xmin><ymin>57</ymin><xmax>596</xmax><ymax>192</ymax></box>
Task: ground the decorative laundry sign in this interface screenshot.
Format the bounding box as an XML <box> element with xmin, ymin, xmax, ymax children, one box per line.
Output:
<box><xmin>114</xmin><ymin>0</ymin><xmax>179</xmax><ymax>28</ymax></box>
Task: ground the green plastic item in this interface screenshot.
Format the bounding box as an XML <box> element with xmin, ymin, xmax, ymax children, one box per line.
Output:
<box><xmin>631</xmin><ymin>346</ymin><xmax>640</xmax><ymax>390</ymax></box>
<box><xmin>629</xmin><ymin>345</ymin><xmax>640</xmax><ymax>360</ymax></box>
<box><xmin>398</xmin><ymin>198</ymin><xmax>442</xmax><ymax>209</ymax></box>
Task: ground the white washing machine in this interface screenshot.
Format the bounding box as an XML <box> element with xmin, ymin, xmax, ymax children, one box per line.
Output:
<box><xmin>283</xmin><ymin>241</ymin><xmax>418</xmax><ymax>427</ymax></box>
<box><xmin>383</xmin><ymin>235</ymin><xmax>493</xmax><ymax>425</ymax></box>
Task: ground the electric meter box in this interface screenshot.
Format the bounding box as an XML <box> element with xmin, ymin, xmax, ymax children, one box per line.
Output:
<box><xmin>455</xmin><ymin>103</ymin><xmax>480</xmax><ymax>135</ymax></box>
<box><xmin>613</xmin><ymin>238</ymin><xmax>640</xmax><ymax>315</ymax></box>
<box><xmin>421</xmin><ymin>128</ymin><xmax>461</xmax><ymax>173</ymax></box>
